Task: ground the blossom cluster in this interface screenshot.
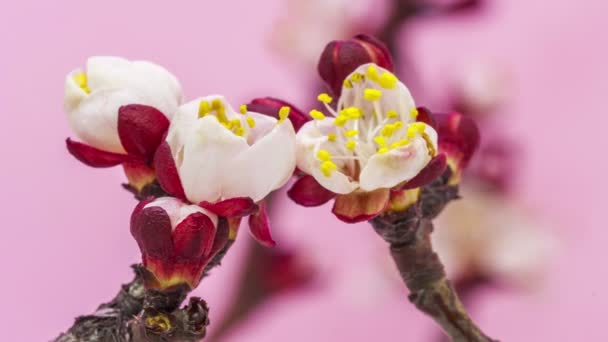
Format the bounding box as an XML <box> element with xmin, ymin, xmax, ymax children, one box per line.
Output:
<box><xmin>63</xmin><ymin>34</ymin><xmax>479</xmax><ymax>292</ymax></box>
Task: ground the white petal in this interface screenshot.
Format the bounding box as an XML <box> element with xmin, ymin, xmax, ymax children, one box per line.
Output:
<box><xmin>145</xmin><ymin>197</ymin><xmax>218</xmax><ymax>229</ymax></box>
<box><xmin>64</xmin><ymin>70</ymin><xmax>88</xmax><ymax>113</ymax></box>
<box><xmin>340</xmin><ymin>63</ymin><xmax>416</xmax><ymax>123</ymax></box>
<box><xmin>86</xmin><ymin>56</ymin><xmax>183</xmax><ymax>118</ymax></box>
<box><xmin>177</xmin><ymin>115</ymin><xmax>249</xmax><ymax>204</ymax></box>
<box><xmin>295</xmin><ymin>119</ymin><xmax>335</xmax><ymax>174</ymax></box>
<box><xmin>245</xmin><ymin>112</ymin><xmax>277</xmax><ymax>144</ymax></box>
<box><xmin>359</xmin><ymin>136</ymin><xmax>432</xmax><ymax>191</ymax></box>
<box><xmin>67</xmin><ymin>88</ymin><xmax>147</xmax><ymax>153</ymax></box>
<box><xmin>222</xmin><ymin>120</ymin><xmax>297</xmax><ymax>201</ymax></box>
<box><xmin>311</xmin><ymin>167</ymin><xmax>358</xmax><ymax>194</ymax></box>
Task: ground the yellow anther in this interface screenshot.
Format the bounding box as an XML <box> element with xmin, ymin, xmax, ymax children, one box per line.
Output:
<box><xmin>239</xmin><ymin>104</ymin><xmax>248</xmax><ymax>114</ymax></box>
<box><xmin>407</xmin><ymin>122</ymin><xmax>426</xmax><ymax>138</ymax></box>
<box><xmin>73</xmin><ymin>72</ymin><xmax>90</xmax><ymax>93</ymax></box>
<box><xmin>278</xmin><ymin>106</ymin><xmax>290</xmax><ymax>122</ymax></box>
<box><xmin>334</xmin><ymin>115</ymin><xmax>348</xmax><ymax>126</ymax></box>
<box><xmin>234</xmin><ymin>127</ymin><xmax>245</xmax><ymax>136</ymax></box>
<box><xmin>343</xmin><ymin>79</ymin><xmax>353</xmax><ymax>88</ymax></box>
<box><xmin>410</xmin><ymin>108</ymin><xmax>419</xmax><ymax>118</ymax></box>
<box><xmin>386</xmin><ymin>110</ymin><xmax>398</xmax><ymax>119</ymax></box>
<box><xmin>374</xmin><ymin>136</ymin><xmax>387</xmax><ymax>147</ymax></box>
<box><xmin>344</xmin><ymin>129</ymin><xmax>359</xmax><ymax>137</ymax></box>
<box><xmin>317</xmin><ymin>149</ymin><xmax>332</xmax><ymax>161</ymax></box>
<box><xmin>317</xmin><ymin>93</ymin><xmax>333</xmax><ymax>104</ymax></box>
<box><xmin>211</xmin><ymin>99</ymin><xmax>228</xmax><ymax>123</ymax></box>
<box><xmin>350</xmin><ymin>73</ymin><xmax>363</xmax><ymax>83</ymax></box>
<box><xmin>394</xmin><ymin>121</ymin><xmax>403</xmax><ymax>129</ymax></box>
<box><xmin>377</xmin><ymin>147</ymin><xmax>390</xmax><ymax>154</ymax></box>
<box><xmin>391</xmin><ymin>139</ymin><xmax>410</xmax><ymax>148</ymax></box>
<box><xmin>229</xmin><ymin>119</ymin><xmax>241</xmax><ymax>128</ymax></box>
<box><xmin>327</xmin><ymin>133</ymin><xmax>337</xmax><ymax>142</ymax></box>
<box><xmin>198</xmin><ymin>100</ymin><xmax>211</xmax><ymax>118</ymax></box>
<box><xmin>345</xmin><ymin>140</ymin><xmax>357</xmax><ymax>151</ymax></box>
<box><xmin>364</xmin><ymin>88</ymin><xmax>382</xmax><ymax>101</ymax></box>
<box><xmin>320</xmin><ymin>160</ymin><xmax>338</xmax><ymax>177</ymax></box>
<box><xmin>343</xmin><ymin>107</ymin><xmax>362</xmax><ymax>119</ymax></box>
<box><xmin>309</xmin><ymin>109</ymin><xmax>326</xmax><ymax>121</ymax></box>
<box><xmin>381</xmin><ymin>124</ymin><xmax>396</xmax><ymax>137</ymax></box>
<box><xmin>246</xmin><ymin>116</ymin><xmax>256</xmax><ymax>128</ymax></box>
<box><xmin>378</xmin><ymin>72</ymin><xmax>398</xmax><ymax>89</ymax></box>
<box><xmin>366</xmin><ymin>65</ymin><xmax>380</xmax><ymax>82</ymax></box>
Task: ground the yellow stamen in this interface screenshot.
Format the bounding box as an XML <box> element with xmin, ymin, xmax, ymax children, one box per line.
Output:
<box><xmin>378</xmin><ymin>72</ymin><xmax>398</xmax><ymax>89</ymax></box>
<box><xmin>350</xmin><ymin>73</ymin><xmax>363</xmax><ymax>83</ymax></box>
<box><xmin>239</xmin><ymin>104</ymin><xmax>248</xmax><ymax>114</ymax></box>
<box><xmin>343</xmin><ymin>79</ymin><xmax>353</xmax><ymax>88</ymax></box>
<box><xmin>394</xmin><ymin>121</ymin><xmax>403</xmax><ymax>129</ymax></box>
<box><xmin>386</xmin><ymin>110</ymin><xmax>398</xmax><ymax>119</ymax></box>
<box><xmin>327</xmin><ymin>133</ymin><xmax>337</xmax><ymax>142</ymax></box>
<box><xmin>229</xmin><ymin>119</ymin><xmax>241</xmax><ymax>128</ymax></box>
<box><xmin>391</xmin><ymin>139</ymin><xmax>410</xmax><ymax>148</ymax></box>
<box><xmin>320</xmin><ymin>160</ymin><xmax>338</xmax><ymax>177</ymax></box>
<box><xmin>198</xmin><ymin>100</ymin><xmax>211</xmax><ymax>118</ymax></box>
<box><xmin>381</xmin><ymin>124</ymin><xmax>396</xmax><ymax>137</ymax></box>
<box><xmin>343</xmin><ymin>107</ymin><xmax>362</xmax><ymax>119</ymax></box>
<box><xmin>73</xmin><ymin>72</ymin><xmax>90</xmax><ymax>93</ymax></box>
<box><xmin>374</xmin><ymin>136</ymin><xmax>387</xmax><ymax>147</ymax></box>
<box><xmin>410</xmin><ymin>108</ymin><xmax>419</xmax><ymax>119</ymax></box>
<box><xmin>364</xmin><ymin>88</ymin><xmax>382</xmax><ymax>101</ymax></box>
<box><xmin>278</xmin><ymin>106</ymin><xmax>290</xmax><ymax>122</ymax></box>
<box><xmin>212</xmin><ymin>99</ymin><xmax>227</xmax><ymax>123</ymax></box>
<box><xmin>317</xmin><ymin>93</ymin><xmax>333</xmax><ymax>104</ymax></box>
<box><xmin>366</xmin><ymin>65</ymin><xmax>380</xmax><ymax>82</ymax></box>
<box><xmin>345</xmin><ymin>140</ymin><xmax>356</xmax><ymax>151</ymax></box>
<box><xmin>334</xmin><ymin>115</ymin><xmax>348</xmax><ymax>126</ymax></box>
<box><xmin>309</xmin><ymin>109</ymin><xmax>326</xmax><ymax>120</ymax></box>
<box><xmin>246</xmin><ymin>116</ymin><xmax>256</xmax><ymax>128</ymax></box>
<box><xmin>317</xmin><ymin>149</ymin><xmax>331</xmax><ymax>161</ymax></box>
<box><xmin>234</xmin><ymin>127</ymin><xmax>245</xmax><ymax>136</ymax></box>
<box><xmin>407</xmin><ymin>122</ymin><xmax>426</xmax><ymax>138</ymax></box>
<box><xmin>377</xmin><ymin>147</ymin><xmax>390</xmax><ymax>154</ymax></box>
<box><xmin>344</xmin><ymin>129</ymin><xmax>359</xmax><ymax>137</ymax></box>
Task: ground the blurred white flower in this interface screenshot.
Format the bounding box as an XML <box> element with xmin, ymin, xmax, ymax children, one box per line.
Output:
<box><xmin>433</xmin><ymin>187</ymin><xmax>556</xmax><ymax>287</ymax></box>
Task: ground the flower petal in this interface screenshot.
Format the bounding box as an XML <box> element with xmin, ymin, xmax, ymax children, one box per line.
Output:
<box><xmin>287</xmin><ymin>175</ymin><xmax>336</xmax><ymax>207</ymax></box>
<box><xmin>67</xmin><ymin>88</ymin><xmax>146</xmax><ymax>154</ymax></box>
<box><xmin>359</xmin><ymin>133</ymin><xmax>435</xmax><ymax>191</ymax></box>
<box><xmin>66</xmin><ymin>138</ymin><xmax>128</xmax><ymax>167</ymax></box>
<box><xmin>177</xmin><ymin>115</ymin><xmax>249</xmax><ymax>203</ymax></box>
<box><xmin>399</xmin><ymin>154</ymin><xmax>447</xmax><ymax>190</ymax></box>
<box><xmin>332</xmin><ymin>189</ymin><xmax>390</xmax><ymax>223</ymax></box>
<box><xmin>221</xmin><ymin>119</ymin><xmax>296</xmax><ymax>202</ymax></box>
<box><xmin>247</xmin><ymin>97</ymin><xmax>310</xmax><ymax>131</ymax></box>
<box><xmin>248</xmin><ymin>201</ymin><xmax>276</xmax><ymax>247</ymax></box>
<box><xmin>173</xmin><ymin>212</ymin><xmax>217</xmax><ymax>260</ymax></box>
<box><xmin>199</xmin><ymin>197</ymin><xmax>259</xmax><ymax>218</ymax></box>
<box><xmin>118</xmin><ymin>104</ymin><xmax>170</xmax><ymax>160</ymax></box>
<box><xmin>130</xmin><ymin>205</ymin><xmax>174</xmax><ymax>259</ymax></box>
<box><xmin>154</xmin><ymin>141</ymin><xmax>186</xmax><ymax>200</ymax></box>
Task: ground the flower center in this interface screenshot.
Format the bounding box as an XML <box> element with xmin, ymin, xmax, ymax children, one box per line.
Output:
<box><xmin>309</xmin><ymin>65</ymin><xmax>431</xmax><ymax>178</ymax></box>
<box><xmin>73</xmin><ymin>72</ymin><xmax>91</xmax><ymax>94</ymax></box>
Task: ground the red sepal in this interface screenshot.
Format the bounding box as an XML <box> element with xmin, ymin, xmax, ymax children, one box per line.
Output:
<box><xmin>435</xmin><ymin>112</ymin><xmax>480</xmax><ymax>170</ymax></box>
<box><xmin>173</xmin><ymin>212</ymin><xmax>217</xmax><ymax>259</ymax></box>
<box><xmin>399</xmin><ymin>154</ymin><xmax>447</xmax><ymax>190</ymax></box>
<box><xmin>416</xmin><ymin>107</ymin><xmax>437</xmax><ymax>129</ymax></box>
<box><xmin>118</xmin><ymin>104</ymin><xmax>170</xmax><ymax>162</ymax></box>
<box><xmin>247</xmin><ymin>97</ymin><xmax>310</xmax><ymax>132</ymax></box>
<box><xmin>130</xmin><ymin>206</ymin><xmax>174</xmax><ymax>259</ymax></box>
<box><xmin>287</xmin><ymin>175</ymin><xmax>336</xmax><ymax>207</ymax></box>
<box><xmin>123</xmin><ymin>160</ymin><xmax>156</xmax><ymax>192</ymax></box>
<box><xmin>154</xmin><ymin>141</ymin><xmax>186</xmax><ymax>199</ymax></box>
<box><xmin>332</xmin><ymin>189</ymin><xmax>390</xmax><ymax>223</ymax></box>
<box><xmin>66</xmin><ymin>138</ymin><xmax>128</xmax><ymax>167</ymax></box>
<box><xmin>248</xmin><ymin>201</ymin><xmax>276</xmax><ymax>247</ymax></box>
<box><xmin>199</xmin><ymin>197</ymin><xmax>259</xmax><ymax>218</ymax></box>
<box><xmin>318</xmin><ymin>34</ymin><xmax>394</xmax><ymax>97</ymax></box>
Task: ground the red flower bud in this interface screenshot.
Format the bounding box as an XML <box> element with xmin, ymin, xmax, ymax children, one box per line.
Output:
<box><xmin>434</xmin><ymin>112</ymin><xmax>480</xmax><ymax>184</ymax></box>
<box><xmin>246</xmin><ymin>97</ymin><xmax>310</xmax><ymax>132</ymax></box>
<box><xmin>318</xmin><ymin>34</ymin><xmax>394</xmax><ymax>97</ymax></box>
<box><xmin>130</xmin><ymin>197</ymin><xmax>227</xmax><ymax>291</ymax></box>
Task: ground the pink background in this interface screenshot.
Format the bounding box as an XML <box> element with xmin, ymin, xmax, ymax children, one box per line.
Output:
<box><xmin>1</xmin><ymin>0</ymin><xmax>606</xmax><ymax>340</ymax></box>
